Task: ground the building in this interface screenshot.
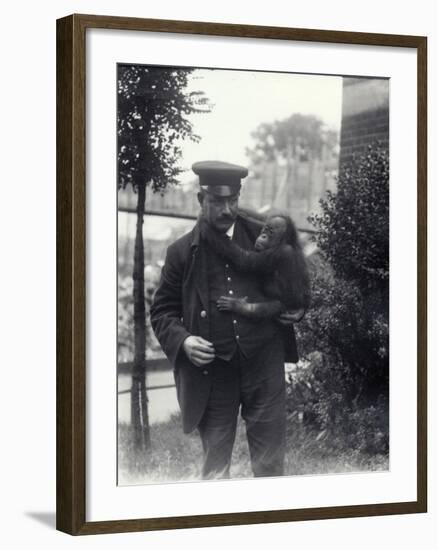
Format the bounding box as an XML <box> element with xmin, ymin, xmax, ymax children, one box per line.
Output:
<box><xmin>339</xmin><ymin>77</ymin><xmax>389</xmax><ymax>167</ymax></box>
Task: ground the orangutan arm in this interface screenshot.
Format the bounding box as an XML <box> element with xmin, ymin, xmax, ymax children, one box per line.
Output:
<box><xmin>200</xmin><ymin>218</ymin><xmax>282</xmax><ymax>273</ymax></box>
<box><xmin>215</xmin><ymin>245</ymin><xmax>311</xmax><ymax>320</ymax></box>
<box><xmin>216</xmin><ymin>296</ymin><xmax>283</xmax><ymax>319</ymax></box>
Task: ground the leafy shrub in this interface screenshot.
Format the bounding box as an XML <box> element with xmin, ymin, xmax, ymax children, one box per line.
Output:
<box><xmin>310</xmin><ymin>143</ymin><xmax>389</xmax><ymax>292</ymax></box>
<box><xmin>289</xmin><ymin>144</ymin><xmax>389</xmax><ymax>456</ymax></box>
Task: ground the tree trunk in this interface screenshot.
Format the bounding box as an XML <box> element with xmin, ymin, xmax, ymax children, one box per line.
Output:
<box><xmin>130</xmin><ymin>182</ymin><xmax>151</xmax><ymax>450</ymax></box>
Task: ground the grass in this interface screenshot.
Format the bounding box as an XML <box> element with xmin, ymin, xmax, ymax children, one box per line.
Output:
<box><xmin>118</xmin><ymin>413</ymin><xmax>389</xmax><ymax>485</ymax></box>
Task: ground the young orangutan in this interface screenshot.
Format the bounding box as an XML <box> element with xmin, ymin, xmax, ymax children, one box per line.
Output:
<box><xmin>200</xmin><ymin>211</ymin><xmax>310</xmax><ymax>320</ymax></box>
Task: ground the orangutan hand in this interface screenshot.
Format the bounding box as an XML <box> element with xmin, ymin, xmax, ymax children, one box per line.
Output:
<box><xmin>217</xmin><ymin>296</ymin><xmax>248</xmax><ymax>314</ymax></box>
<box><xmin>277</xmin><ymin>308</ymin><xmax>305</xmax><ymax>325</ymax></box>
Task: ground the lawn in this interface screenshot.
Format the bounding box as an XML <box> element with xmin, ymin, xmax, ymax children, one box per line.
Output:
<box><xmin>118</xmin><ymin>413</ymin><xmax>389</xmax><ymax>485</ymax></box>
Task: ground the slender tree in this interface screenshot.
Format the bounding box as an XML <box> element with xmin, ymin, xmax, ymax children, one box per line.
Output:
<box><xmin>118</xmin><ymin>65</ymin><xmax>210</xmax><ymax>450</ymax></box>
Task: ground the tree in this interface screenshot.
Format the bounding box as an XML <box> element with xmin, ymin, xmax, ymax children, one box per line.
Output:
<box><xmin>118</xmin><ymin>65</ymin><xmax>210</xmax><ymax>450</ymax></box>
<box><xmin>246</xmin><ymin>114</ymin><xmax>338</xmax><ymax>165</ymax></box>
<box><xmin>244</xmin><ymin>114</ymin><xmax>339</xmax><ymax>220</ymax></box>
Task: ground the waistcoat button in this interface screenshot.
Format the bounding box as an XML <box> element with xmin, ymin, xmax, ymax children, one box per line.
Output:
<box><xmin>200</xmin><ymin>310</ymin><xmax>207</xmax><ymax>318</ymax></box>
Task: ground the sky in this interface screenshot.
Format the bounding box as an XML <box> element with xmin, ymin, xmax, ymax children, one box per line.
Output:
<box><xmin>177</xmin><ymin>68</ymin><xmax>343</xmax><ymax>182</ymax></box>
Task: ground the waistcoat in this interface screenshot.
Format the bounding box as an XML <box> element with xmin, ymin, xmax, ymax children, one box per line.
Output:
<box><xmin>205</xmin><ymin>221</ymin><xmax>277</xmax><ymax>361</ymax></box>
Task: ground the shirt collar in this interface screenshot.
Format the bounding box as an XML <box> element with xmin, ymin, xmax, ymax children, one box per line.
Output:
<box><xmin>191</xmin><ymin>219</ymin><xmax>237</xmax><ymax>249</ymax></box>
<box><xmin>226</xmin><ymin>223</ymin><xmax>235</xmax><ymax>239</ymax></box>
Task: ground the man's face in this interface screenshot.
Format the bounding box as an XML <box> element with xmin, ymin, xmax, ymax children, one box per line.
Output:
<box><xmin>255</xmin><ymin>216</ymin><xmax>287</xmax><ymax>251</ymax></box>
<box><xmin>198</xmin><ymin>191</ymin><xmax>240</xmax><ymax>233</ymax></box>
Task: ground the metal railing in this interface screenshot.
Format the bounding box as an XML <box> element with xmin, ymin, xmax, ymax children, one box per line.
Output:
<box><xmin>118</xmin><ymin>206</ymin><xmax>317</xmax><ymax>234</ymax></box>
<box><xmin>118</xmin><ymin>357</ymin><xmax>175</xmax><ymax>395</ymax></box>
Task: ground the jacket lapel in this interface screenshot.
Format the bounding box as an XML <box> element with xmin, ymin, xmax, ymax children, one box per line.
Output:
<box><xmin>188</xmin><ymin>221</ymin><xmax>209</xmax><ymax>312</ymax></box>
<box><xmin>233</xmin><ymin>216</ymin><xmax>256</xmax><ymax>248</ymax></box>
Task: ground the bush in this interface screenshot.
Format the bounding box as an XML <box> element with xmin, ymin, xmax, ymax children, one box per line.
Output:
<box><xmin>289</xmin><ymin>144</ymin><xmax>389</xmax><ymax>456</ymax></box>
<box><xmin>310</xmin><ymin>143</ymin><xmax>389</xmax><ymax>292</ymax></box>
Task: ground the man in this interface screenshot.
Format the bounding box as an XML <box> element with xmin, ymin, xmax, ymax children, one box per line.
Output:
<box><xmin>150</xmin><ymin>161</ymin><xmax>301</xmax><ymax>479</ymax></box>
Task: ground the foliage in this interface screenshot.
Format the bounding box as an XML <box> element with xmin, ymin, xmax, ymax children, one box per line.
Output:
<box><xmin>286</xmin><ymin>358</ymin><xmax>389</xmax><ymax>456</ymax></box>
<box><xmin>118</xmin><ymin>65</ymin><xmax>211</xmax><ymax>193</ymax></box>
<box><xmin>246</xmin><ymin>113</ymin><xmax>338</xmax><ymax>165</ymax></box>
<box><xmin>290</xmin><ymin>144</ymin><xmax>390</xmax><ymax>456</ymax></box>
<box><xmin>118</xmin><ymin>271</ymin><xmax>162</xmax><ymax>363</ymax></box>
<box><xmin>117</xmin><ymin>274</ymin><xmax>134</xmax><ymax>363</ymax></box>
<box><xmin>296</xmin><ymin>256</ymin><xmax>389</xmax><ymax>404</ymax></box>
<box><xmin>117</xmin><ymin>273</ymin><xmax>163</xmax><ymax>363</ymax></box>
<box><xmin>309</xmin><ymin>143</ymin><xmax>389</xmax><ymax>291</ymax></box>
<box><xmin>117</xmin><ymin>273</ymin><xmax>162</xmax><ymax>363</ymax></box>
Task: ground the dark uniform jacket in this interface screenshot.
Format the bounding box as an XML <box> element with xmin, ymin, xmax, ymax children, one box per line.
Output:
<box><xmin>150</xmin><ymin>213</ymin><xmax>299</xmax><ymax>433</ymax></box>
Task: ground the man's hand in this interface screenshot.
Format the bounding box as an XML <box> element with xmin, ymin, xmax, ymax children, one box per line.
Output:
<box><xmin>277</xmin><ymin>308</ymin><xmax>305</xmax><ymax>326</ymax></box>
<box><xmin>182</xmin><ymin>335</ymin><xmax>215</xmax><ymax>367</ymax></box>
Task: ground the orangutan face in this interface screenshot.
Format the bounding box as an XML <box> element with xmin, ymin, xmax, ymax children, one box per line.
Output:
<box><xmin>255</xmin><ymin>216</ymin><xmax>287</xmax><ymax>251</ymax></box>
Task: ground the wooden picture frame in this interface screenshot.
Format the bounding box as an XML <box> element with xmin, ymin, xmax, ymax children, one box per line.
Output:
<box><xmin>56</xmin><ymin>13</ymin><xmax>427</xmax><ymax>535</ymax></box>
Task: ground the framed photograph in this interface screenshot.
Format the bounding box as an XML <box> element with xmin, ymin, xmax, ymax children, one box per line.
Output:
<box><xmin>56</xmin><ymin>14</ymin><xmax>427</xmax><ymax>535</ymax></box>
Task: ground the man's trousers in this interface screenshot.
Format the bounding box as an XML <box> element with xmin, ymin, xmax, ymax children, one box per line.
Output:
<box><xmin>197</xmin><ymin>336</ymin><xmax>286</xmax><ymax>479</ymax></box>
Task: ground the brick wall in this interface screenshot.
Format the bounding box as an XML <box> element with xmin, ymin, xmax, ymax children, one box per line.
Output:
<box><xmin>339</xmin><ymin>77</ymin><xmax>389</xmax><ymax>167</ymax></box>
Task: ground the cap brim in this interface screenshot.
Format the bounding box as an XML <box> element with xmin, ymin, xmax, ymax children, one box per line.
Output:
<box><xmin>201</xmin><ymin>185</ymin><xmax>241</xmax><ymax>197</ymax></box>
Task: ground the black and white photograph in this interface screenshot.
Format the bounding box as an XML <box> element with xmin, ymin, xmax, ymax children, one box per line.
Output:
<box><xmin>117</xmin><ymin>64</ymin><xmax>389</xmax><ymax>485</ymax></box>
